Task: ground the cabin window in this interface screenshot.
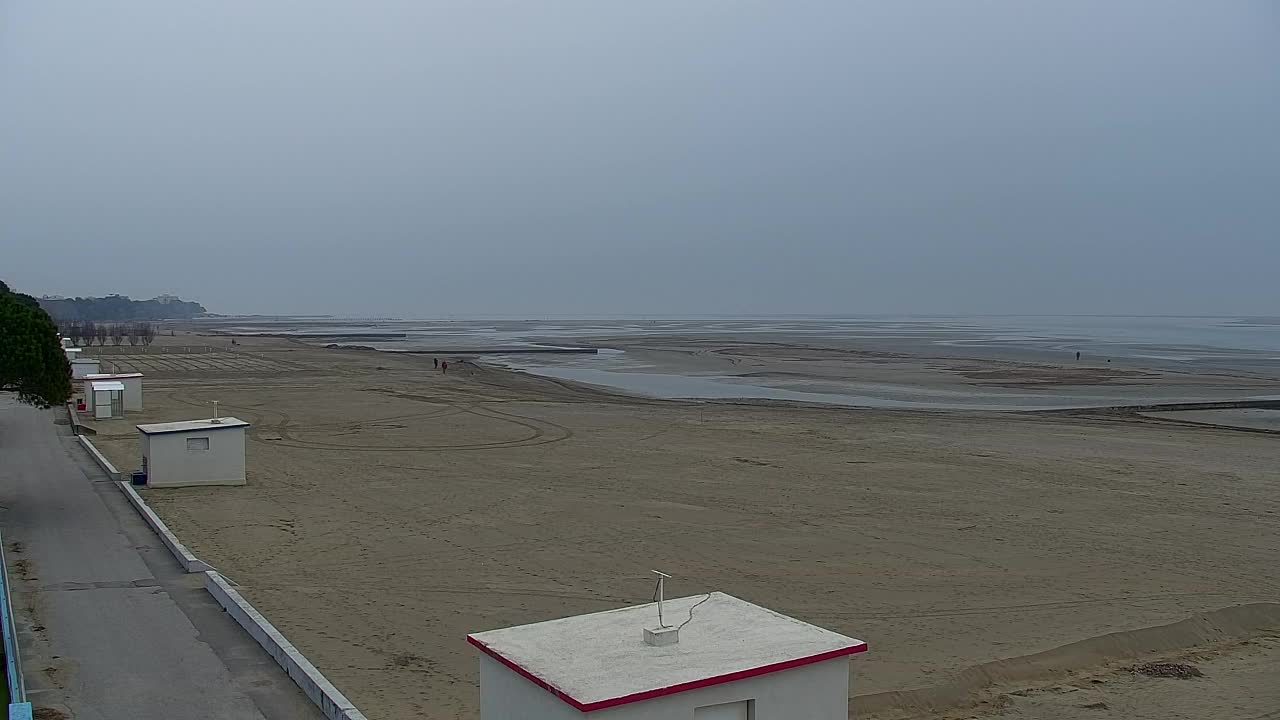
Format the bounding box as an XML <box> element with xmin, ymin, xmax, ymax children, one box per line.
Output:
<box><xmin>186</xmin><ymin>437</ymin><xmax>210</xmax><ymax>451</ymax></box>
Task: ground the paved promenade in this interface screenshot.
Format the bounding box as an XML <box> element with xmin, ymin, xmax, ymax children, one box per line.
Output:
<box><xmin>0</xmin><ymin>397</ymin><xmax>322</xmax><ymax>720</ymax></box>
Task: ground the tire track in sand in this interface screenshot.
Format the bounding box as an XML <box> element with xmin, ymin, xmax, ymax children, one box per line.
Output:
<box><xmin>162</xmin><ymin>391</ymin><xmax>573</xmax><ymax>452</ymax></box>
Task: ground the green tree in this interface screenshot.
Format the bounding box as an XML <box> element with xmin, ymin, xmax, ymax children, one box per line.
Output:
<box><xmin>0</xmin><ymin>280</ymin><xmax>72</xmax><ymax>408</ymax></box>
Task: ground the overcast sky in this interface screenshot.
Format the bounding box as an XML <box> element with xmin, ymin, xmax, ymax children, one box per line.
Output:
<box><xmin>2</xmin><ymin>2</ymin><xmax>1277</xmax><ymax>317</ymax></box>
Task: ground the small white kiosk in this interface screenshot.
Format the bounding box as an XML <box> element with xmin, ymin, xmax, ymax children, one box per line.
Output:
<box><xmin>88</xmin><ymin>380</ymin><xmax>125</xmax><ymax>420</ymax></box>
<box><xmin>83</xmin><ymin>373</ymin><xmax>144</xmax><ymax>413</ymax></box>
<box><xmin>468</xmin><ymin>592</ymin><xmax>867</xmax><ymax>720</ymax></box>
<box><xmin>136</xmin><ymin>417</ymin><xmax>249</xmax><ymax>488</ymax></box>
<box><xmin>70</xmin><ymin>357</ymin><xmax>101</xmax><ymax>379</ymax></box>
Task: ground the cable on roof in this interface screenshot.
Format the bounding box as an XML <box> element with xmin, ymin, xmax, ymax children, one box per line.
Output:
<box><xmin>678</xmin><ymin>593</ymin><xmax>712</xmax><ymax>632</ymax></box>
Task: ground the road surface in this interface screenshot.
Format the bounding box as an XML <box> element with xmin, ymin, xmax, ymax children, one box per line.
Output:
<box><xmin>0</xmin><ymin>396</ymin><xmax>324</xmax><ymax>720</ymax></box>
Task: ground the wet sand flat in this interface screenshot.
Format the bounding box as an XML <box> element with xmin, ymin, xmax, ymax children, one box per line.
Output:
<box><xmin>1141</xmin><ymin>408</ymin><xmax>1280</xmax><ymax>432</ymax></box>
<box><xmin>80</xmin><ymin>334</ymin><xmax>1280</xmax><ymax>719</ymax></box>
<box><xmin>491</xmin><ymin>336</ymin><xmax>1280</xmax><ymax>410</ymax></box>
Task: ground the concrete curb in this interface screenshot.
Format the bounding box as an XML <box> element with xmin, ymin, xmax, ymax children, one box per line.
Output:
<box><xmin>116</xmin><ymin>482</ymin><xmax>212</xmax><ymax>573</ymax></box>
<box><xmin>77</xmin><ymin>435</ymin><xmax>119</xmax><ymax>480</ymax></box>
<box><xmin>204</xmin><ymin>572</ymin><xmax>369</xmax><ymax>720</ymax></box>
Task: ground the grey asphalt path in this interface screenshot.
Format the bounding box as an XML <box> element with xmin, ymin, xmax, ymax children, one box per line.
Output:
<box><xmin>0</xmin><ymin>396</ymin><xmax>324</xmax><ymax>720</ymax></box>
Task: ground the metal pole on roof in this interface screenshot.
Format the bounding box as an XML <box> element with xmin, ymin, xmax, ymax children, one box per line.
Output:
<box><xmin>652</xmin><ymin>570</ymin><xmax>671</xmax><ymax>627</ymax></box>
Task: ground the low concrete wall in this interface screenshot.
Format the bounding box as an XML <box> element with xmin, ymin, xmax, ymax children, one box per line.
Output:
<box><xmin>116</xmin><ymin>482</ymin><xmax>211</xmax><ymax>573</ymax></box>
<box><xmin>204</xmin><ymin>572</ymin><xmax>369</xmax><ymax>720</ymax></box>
<box><xmin>77</xmin><ymin>436</ymin><xmax>119</xmax><ymax>480</ymax></box>
<box><xmin>65</xmin><ymin>402</ymin><xmax>94</xmax><ymax>436</ymax></box>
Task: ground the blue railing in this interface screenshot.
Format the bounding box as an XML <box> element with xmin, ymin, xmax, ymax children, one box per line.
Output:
<box><xmin>0</xmin><ymin>529</ymin><xmax>32</xmax><ymax>719</ymax></box>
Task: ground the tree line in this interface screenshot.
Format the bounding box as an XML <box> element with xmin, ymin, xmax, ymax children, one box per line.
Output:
<box><xmin>60</xmin><ymin>321</ymin><xmax>157</xmax><ymax>347</ymax></box>
<box><xmin>39</xmin><ymin>294</ymin><xmax>206</xmax><ymax>322</ymax></box>
<box><xmin>1</xmin><ymin>280</ymin><xmax>71</xmax><ymax>408</ymax></box>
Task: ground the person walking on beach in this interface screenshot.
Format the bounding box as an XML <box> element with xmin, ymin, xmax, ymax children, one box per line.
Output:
<box><xmin>1076</xmin><ymin>351</ymin><xmax>1081</xmax><ymax>361</ymax></box>
<box><xmin>441</xmin><ymin>361</ymin><xmax>448</xmax><ymax>374</ymax></box>
<box><xmin>434</xmin><ymin>357</ymin><xmax>439</xmax><ymax>368</ymax></box>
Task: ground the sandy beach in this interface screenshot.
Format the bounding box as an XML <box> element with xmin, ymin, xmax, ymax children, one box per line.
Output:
<box><xmin>79</xmin><ymin>331</ymin><xmax>1280</xmax><ymax>720</ymax></box>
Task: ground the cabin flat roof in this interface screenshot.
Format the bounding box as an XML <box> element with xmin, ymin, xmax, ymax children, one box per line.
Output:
<box><xmin>136</xmin><ymin>417</ymin><xmax>249</xmax><ymax>435</ymax></box>
<box><xmin>467</xmin><ymin>592</ymin><xmax>866</xmax><ymax>712</ymax></box>
<box><xmin>84</xmin><ymin>373</ymin><xmax>144</xmax><ymax>379</ymax></box>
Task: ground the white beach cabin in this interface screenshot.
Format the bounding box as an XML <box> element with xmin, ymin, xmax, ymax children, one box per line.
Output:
<box><xmin>468</xmin><ymin>592</ymin><xmax>867</xmax><ymax>720</ymax></box>
<box><xmin>136</xmin><ymin>417</ymin><xmax>249</xmax><ymax>488</ymax></box>
<box><xmin>70</xmin><ymin>357</ymin><xmax>101</xmax><ymax>379</ymax></box>
<box><xmin>83</xmin><ymin>373</ymin><xmax>143</xmax><ymax>413</ymax></box>
<box><xmin>88</xmin><ymin>380</ymin><xmax>125</xmax><ymax>420</ymax></box>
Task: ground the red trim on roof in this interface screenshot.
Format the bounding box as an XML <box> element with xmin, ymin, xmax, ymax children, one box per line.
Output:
<box><xmin>469</xmin><ymin>635</ymin><xmax>592</xmax><ymax>711</ymax></box>
<box><xmin>467</xmin><ymin>634</ymin><xmax>867</xmax><ymax>713</ymax></box>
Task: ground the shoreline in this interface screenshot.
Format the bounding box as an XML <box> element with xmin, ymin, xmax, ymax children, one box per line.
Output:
<box><xmin>187</xmin><ymin>315</ymin><xmax>1280</xmax><ymax>374</ymax></box>
<box><xmin>178</xmin><ymin>314</ymin><xmax>1280</xmax><ymax>415</ymax></box>
<box><xmin>362</xmin><ymin>334</ymin><xmax>1280</xmax><ymax>414</ymax></box>
<box><xmin>472</xmin><ymin>356</ymin><xmax>1280</xmax><ymax>434</ymax></box>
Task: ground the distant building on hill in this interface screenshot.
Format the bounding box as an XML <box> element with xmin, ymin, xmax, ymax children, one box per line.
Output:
<box><xmin>39</xmin><ymin>294</ymin><xmax>207</xmax><ymax>321</ymax></box>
